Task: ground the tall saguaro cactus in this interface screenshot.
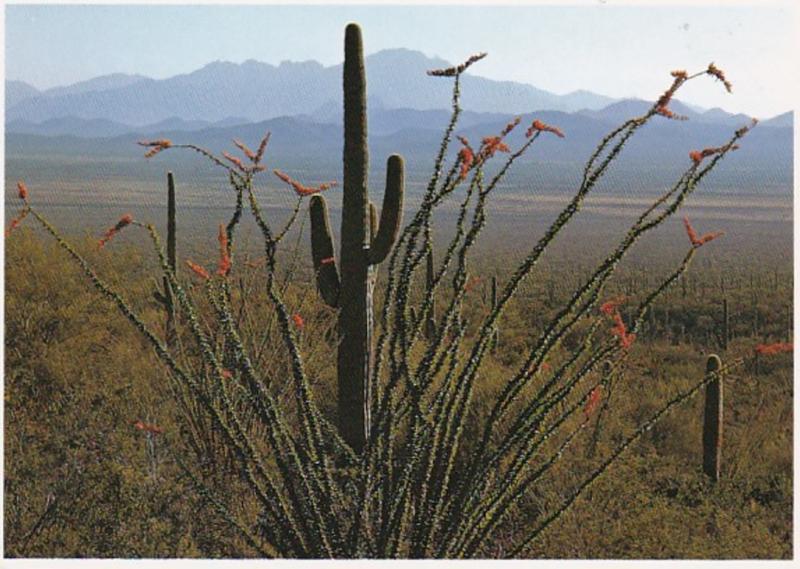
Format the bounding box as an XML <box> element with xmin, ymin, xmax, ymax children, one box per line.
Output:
<box><xmin>309</xmin><ymin>23</ymin><xmax>405</xmax><ymax>453</ymax></box>
<box><xmin>702</xmin><ymin>354</ymin><xmax>723</xmax><ymax>482</ymax></box>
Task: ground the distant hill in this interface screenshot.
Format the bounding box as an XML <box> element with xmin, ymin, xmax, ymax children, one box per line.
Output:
<box><xmin>761</xmin><ymin>111</ymin><xmax>793</xmax><ymax>128</ymax></box>
<box><xmin>5</xmin><ymin>49</ymin><xmax>619</xmax><ymax>125</ymax></box>
<box><xmin>6</xmin><ymin>80</ymin><xmax>39</xmax><ymax>109</ymax></box>
<box><xmin>43</xmin><ymin>73</ymin><xmax>151</xmax><ymax>98</ymax></box>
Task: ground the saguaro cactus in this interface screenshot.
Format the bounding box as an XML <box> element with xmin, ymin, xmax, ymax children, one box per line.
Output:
<box><xmin>702</xmin><ymin>354</ymin><xmax>723</xmax><ymax>482</ymax></box>
<box><xmin>153</xmin><ymin>171</ymin><xmax>177</xmax><ymax>347</ymax></box>
<box><xmin>309</xmin><ymin>23</ymin><xmax>404</xmax><ymax>453</ymax></box>
<box><xmin>490</xmin><ymin>275</ymin><xmax>499</xmax><ymax>352</ymax></box>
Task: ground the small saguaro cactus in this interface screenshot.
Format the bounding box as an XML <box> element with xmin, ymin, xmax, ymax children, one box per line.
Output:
<box><xmin>490</xmin><ymin>275</ymin><xmax>499</xmax><ymax>352</ymax></box>
<box><xmin>152</xmin><ymin>171</ymin><xmax>177</xmax><ymax>347</ymax></box>
<box><xmin>309</xmin><ymin>23</ymin><xmax>405</xmax><ymax>453</ymax></box>
<box><xmin>702</xmin><ymin>354</ymin><xmax>723</xmax><ymax>482</ymax></box>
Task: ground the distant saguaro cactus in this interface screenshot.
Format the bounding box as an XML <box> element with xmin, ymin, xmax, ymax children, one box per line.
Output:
<box><xmin>490</xmin><ymin>275</ymin><xmax>499</xmax><ymax>352</ymax></box>
<box><xmin>702</xmin><ymin>354</ymin><xmax>723</xmax><ymax>481</ymax></box>
<box><xmin>721</xmin><ymin>297</ymin><xmax>729</xmax><ymax>351</ymax></box>
<box><xmin>309</xmin><ymin>23</ymin><xmax>405</xmax><ymax>453</ymax></box>
<box><xmin>152</xmin><ymin>171</ymin><xmax>177</xmax><ymax>347</ymax></box>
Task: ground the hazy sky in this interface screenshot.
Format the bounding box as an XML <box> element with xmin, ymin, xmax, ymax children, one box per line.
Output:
<box><xmin>5</xmin><ymin>3</ymin><xmax>797</xmax><ymax>117</ymax></box>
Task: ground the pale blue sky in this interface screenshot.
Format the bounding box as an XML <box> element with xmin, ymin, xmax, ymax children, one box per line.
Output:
<box><xmin>5</xmin><ymin>4</ymin><xmax>796</xmax><ymax>117</ymax></box>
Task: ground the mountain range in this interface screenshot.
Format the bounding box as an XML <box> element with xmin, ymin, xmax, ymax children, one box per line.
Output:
<box><xmin>5</xmin><ymin>49</ymin><xmax>792</xmax><ymax>196</ymax></box>
<box><xmin>1</xmin><ymin>48</ymin><xmax>699</xmax><ymax>125</ymax></box>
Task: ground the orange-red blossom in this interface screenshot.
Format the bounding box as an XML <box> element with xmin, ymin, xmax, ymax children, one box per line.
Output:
<box><xmin>683</xmin><ymin>216</ymin><xmax>724</xmax><ymax>248</ymax></box>
<box><xmin>186</xmin><ymin>260</ymin><xmax>210</xmax><ymax>280</ymax></box>
<box><xmin>6</xmin><ymin>209</ymin><xmax>30</xmax><ymax>237</ymax></box>
<box><xmin>526</xmin><ymin>119</ymin><xmax>565</xmax><ymax>139</ymax></box>
<box><xmin>217</xmin><ymin>224</ymin><xmax>231</xmax><ymax>277</ymax></box>
<box><xmin>133</xmin><ymin>420</ymin><xmax>164</xmax><ymax>435</ymax></box>
<box><xmin>98</xmin><ymin>214</ymin><xmax>134</xmax><ymax>248</ymax></box>
<box><xmin>138</xmin><ymin>139</ymin><xmax>172</xmax><ymax>158</ymax></box>
<box><xmin>584</xmin><ymin>385</ymin><xmax>603</xmax><ymax>421</ymax></box>
<box><xmin>755</xmin><ymin>342</ymin><xmax>793</xmax><ymax>356</ymax></box>
<box><xmin>274</xmin><ymin>169</ymin><xmax>337</xmax><ymax>197</ymax></box>
<box><xmin>17</xmin><ymin>181</ymin><xmax>28</xmax><ymax>200</ymax></box>
<box><xmin>600</xmin><ymin>295</ymin><xmax>626</xmax><ymax>316</ymax></box>
<box><xmin>689</xmin><ymin>144</ymin><xmax>739</xmax><ymax>165</ymax></box>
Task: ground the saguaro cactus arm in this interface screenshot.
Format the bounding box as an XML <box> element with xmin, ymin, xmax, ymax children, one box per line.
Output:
<box><xmin>369</xmin><ymin>201</ymin><xmax>378</xmax><ymax>241</ymax></box>
<box><xmin>368</xmin><ymin>154</ymin><xmax>404</xmax><ymax>264</ymax></box>
<box><xmin>309</xmin><ymin>195</ymin><xmax>341</xmax><ymax>308</ymax></box>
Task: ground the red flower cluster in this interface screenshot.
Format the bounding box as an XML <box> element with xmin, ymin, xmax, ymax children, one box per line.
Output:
<box><xmin>689</xmin><ymin>144</ymin><xmax>739</xmax><ymax>165</ymax></box>
<box><xmin>457</xmin><ymin>144</ymin><xmax>475</xmax><ymax>181</ymax></box>
<box><xmin>427</xmin><ymin>52</ymin><xmax>488</xmax><ymax>77</ymax></box>
<box><xmin>526</xmin><ymin>119</ymin><xmax>565</xmax><ymax>139</ymax></box>
<box><xmin>755</xmin><ymin>342</ymin><xmax>793</xmax><ymax>356</ymax></box>
<box><xmin>221</xmin><ymin>369</ymin><xmax>233</xmax><ymax>379</ymax></box>
<box><xmin>217</xmin><ymin>224</ymin><xmax>231</xmax><ymax>277</ymax></box>
<box><xmin>6</xmin><ymin>209</ymin><xmax>30</xmax><ymax>238</ymax></box>
<box><xmin>98</xmin><ymin>214</ymin><xmax>134</xmax><ymax>248</ymax></box>
<box><xmin>17</xmin><ymin>181</ymin><xmax>28</xmax><ymax>201</ymax></box>
<box><xmin>600</xmin><ymin>295</ymin><xmax>626</xmax><ymax>316</ymax></box>
<box><xmin>274</xmin><ymin>169</ymin><xmax>337</xmax><ymax>197</ymax></box>
<box><xmin>501</xmin><ymin>117</ymin><xmax>522</xmax><ymax>137</ymax></box>
<box><xmin>584</xmin><ymin>385</ymin><xmax>603</xmax><ymax>421</ymax></box>
<box><xmin>186</xmin><ymin>260</ymin><xmax>210</xmax><ymax>280</ymax></box>
<box><xmin>601</xmin><ymin>297</ymin><xmax>636</xmax><ymax>349</ymax></box>
<box><xmin>224</xmin><ymin>133</ymin><xmax>271</xmax><ymax>173</ymax></box>
<box><xmin>683</xmin><ymin>216</ymin><xmax>724</xmax><ymax>248</ymax></box>
<box><xmin>292</xmin><ymin>313</ymin><xmax>305</xmax><ymax>329</ymax></box>
<box><xmin>479</xmin><ymin>136</ymin><xmax>511</xmax><ymax>158</ymax></box>
<box><xmin>138</xmin><ymin>139</ymin><xmax>172</xmax><ymax>158</ymax></box>
<box><xmin>233</xmin><ymin>139</ymin><xmax>257</xmax><ymax>162</ymax></box>
<box><xmin>223</xmin><ymin>151</ymin><xmax>247</xmax><ymax>172</ymax></box>
<box><xmin>611</xmin><ymin>312</ymin><xmax>637</xmax><ymax>349</ymax></box>
<box><xmin>133</xmin><ymin>420</ymin><xmax>164</xmax><ymax>435</ymax></box>
<box><xmin>320</xmin><ymin>256</ymin><xmax>335</xmax><ymax>265</ymax></box>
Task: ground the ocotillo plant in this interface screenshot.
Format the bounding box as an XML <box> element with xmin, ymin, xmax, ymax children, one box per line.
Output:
<box><xmin>702</xmin><ymin>354</ymin><xmax>723</xmax><ymax>481</ymax></box>
<box><xmin>13</xmin><ymin>31</ymin><xmax>762</xmax><ymax>557</ymax></box>
<box><xmin>309</xmin><ymin>23</ymin><xmax>405</xmax><ymax>452</ymax></box>
<box><xmin>152</xmin><ymin>171</ymin><xmax>177</xmax><ymax>347</ymax></box>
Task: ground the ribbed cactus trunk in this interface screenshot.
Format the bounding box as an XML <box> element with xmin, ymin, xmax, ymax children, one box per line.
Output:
<box><xmin>309</xmin><ymin>23</ymin><xmax>404</xmax><ymax>453</ymax></box>
<box><xmin>702</xmin><ymin>354</ymin><xmax>723</xmax><ymax>482</ymax></box>
<box><xmin>338</xmin><ymin>22</ymin><xmax>372</xmax><ymax>453</ymax></box>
